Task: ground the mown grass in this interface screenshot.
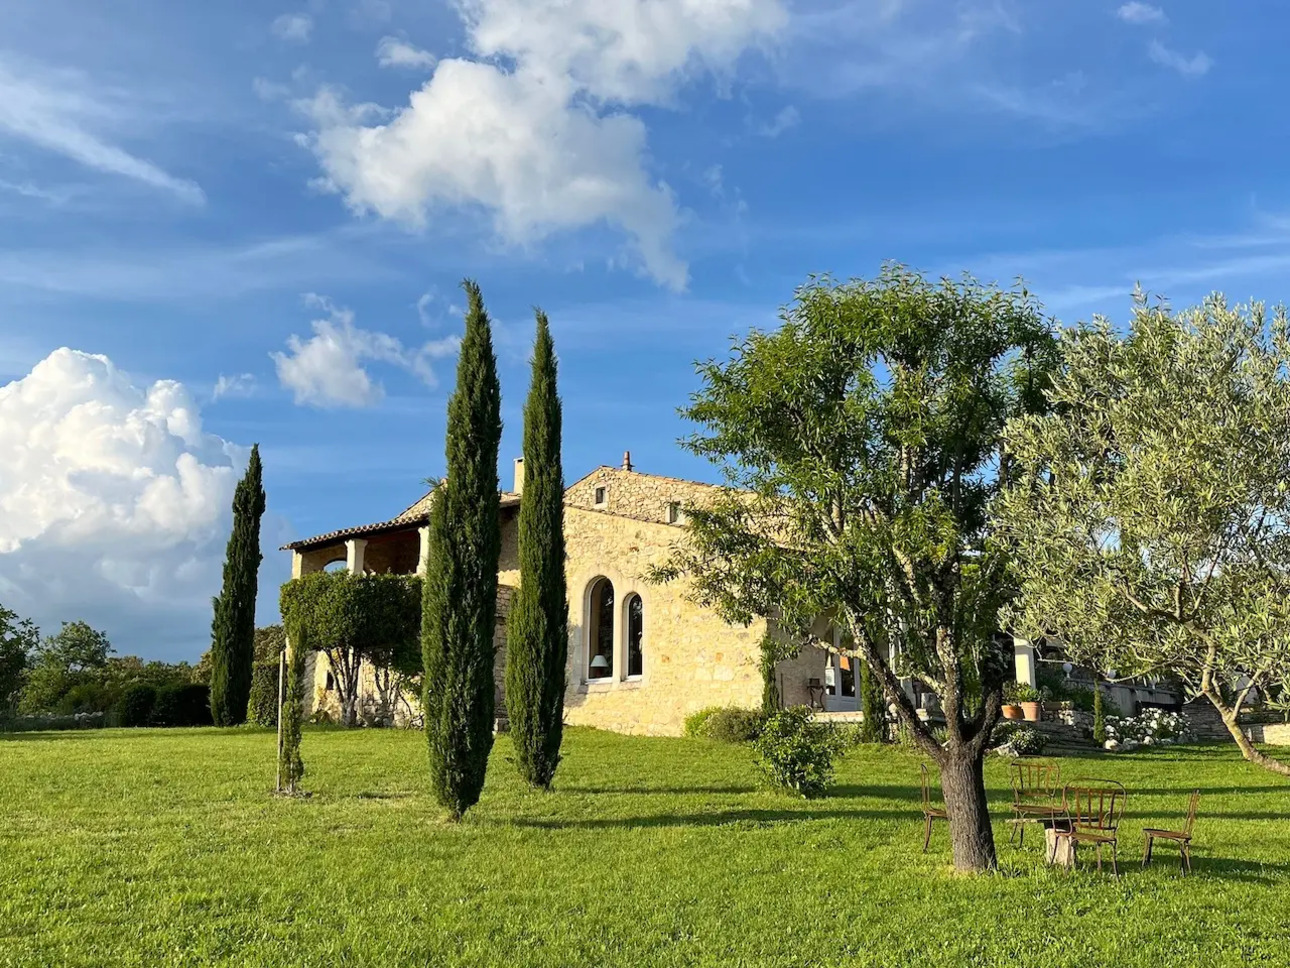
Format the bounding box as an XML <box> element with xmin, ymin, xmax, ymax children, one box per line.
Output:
<box><xmin>1</xmin><ymin>727</ymin><xmax>1288</xmax><ymax>967</ymax></box>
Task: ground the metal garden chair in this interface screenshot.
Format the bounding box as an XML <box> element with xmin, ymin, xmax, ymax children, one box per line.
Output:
<box><xmin>1142</xmin><ymin>789</ymin><xmax>1200</xmax><ymax>874</ymax></box>
<box><xmin>1007</xmin><ymin>758</ymin><xmax>1063</xmax><ymax>847</ymax></box>
<box><xmin>920</xmin><ymin>763</ymin><xmax>949</xmax><ymax>852</ymax></box>
<box><xmin>1050</xmin><ymin>780</ymin><xmax>1127</xmax><ymax>875</ymax></box>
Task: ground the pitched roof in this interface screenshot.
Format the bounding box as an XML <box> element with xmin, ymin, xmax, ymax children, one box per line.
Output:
<box><xmin>281</xmin><ymin>491</ymin><xmax>520</xmax><ymax>551</ymax></box>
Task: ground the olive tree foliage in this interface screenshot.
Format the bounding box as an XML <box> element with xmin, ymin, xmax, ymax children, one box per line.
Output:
<box><xmin>997</xmin><ymin>293</ymin><xmax>1290</xmax><ymax>776</ymax></box>
<box><xmin>279</xmin><ymin>572</ymin><xmax>422</xmax><ymax>727</ymax></box>
<box><xmin>653</xmin><ymin>266</ymin><xmax>1057</xmax><ymax>872</ymax></box>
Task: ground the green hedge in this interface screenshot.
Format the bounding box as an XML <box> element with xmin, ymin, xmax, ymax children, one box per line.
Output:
<box><xmin>151</xmin><ymin>684</ymin><xmax>212</xmax><ymax>727</ymax></box>
<box><xmin>115</xmin><ymin>684</ymin><xmax>157</xmax><ymax>727</ymax></box>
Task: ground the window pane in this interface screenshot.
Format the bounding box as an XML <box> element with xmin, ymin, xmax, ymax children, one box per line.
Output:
<box><xmin>626</xmin><ymin>594</ymin><xmax>644</xmax><ymax>677</ymax></box>
<box><xmin>588</xmin><ymin>578</ymin><xmax>614</xmax><ymax>678</ymax></box>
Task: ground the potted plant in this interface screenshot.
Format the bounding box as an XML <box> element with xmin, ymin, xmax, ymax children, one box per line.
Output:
<box><xmin>1013</xmin><ymin>683</ymin><xmax>1042</xmax><ymax>722</ymax></box>
<box><xmin>1001</xmin><ymin>681</ymin><xmax>1025</xmax><ymax>721</ymax></box>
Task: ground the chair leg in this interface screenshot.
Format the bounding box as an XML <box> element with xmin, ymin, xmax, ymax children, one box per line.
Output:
<box><xmin>1181</xmin><ymin>842</ymin><xmax>1191</xmax><ymax>875</ymax></box>
<box><xmin>1018</xmin><ymin>820</ymin><xmax>1025</xmax><ymax>848</ymax></box>
<box><xmin>1111</xmin><ymin>842</ymin><xmax>1119</xmax><ymax>877</ymax></box>
<box><xmin>923</xmin><ymin>815</ymin><xmax>932</xmax><ymax>853</ymax></box>
<box><xmin>1143</xmin><ymin>835</ymin><xmax>1153</xmax><ymax>869</ymax></box>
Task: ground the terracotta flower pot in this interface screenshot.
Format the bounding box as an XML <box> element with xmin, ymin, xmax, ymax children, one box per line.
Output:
<box><xmin>1002</xmin><ymin>704</ymin><xmax>1024</xmax><ymax>721</ymax></box>
<box><xmin>1021</xmin><ymin>701</ymin><xmax>1042</xmax><ymax>722</ymax></box>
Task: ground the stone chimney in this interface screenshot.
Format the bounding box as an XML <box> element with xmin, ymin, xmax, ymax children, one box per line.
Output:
<box><xmin>513</xmin><ymin>457</ymin><xmax>524</xmax><ymax>495</ymax></box>
<box><xmin>622</xmin><ymin>450</ymin><xmax>633</xmax><ymax>472</ymax></box>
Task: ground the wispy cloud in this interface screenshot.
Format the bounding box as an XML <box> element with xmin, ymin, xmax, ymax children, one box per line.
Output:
<box><xmin>1148</xmin><ymin>40</ymin><xmax>1211</xmax><ymax>76</ymax></box>
<box><xmin>0</xmin><ymin>57</ymin><xmax>204</xmax><ymax>204</ymax></box>
<box><xmin>212</xmin><ymin>373</ymin><xmax>256</xmax><ymax>400</ymax></box>
<box><xmin>1116</xmin><ymin>2</ymin><xmax>1167</xmax><ymax>25</ymax></box>
<box><xmin>271</xmin><ymin>12</ymin><xmax>314</xmax><ymax>43</ymax></box>
<box><xmin>375</xmin><ymin>36</ymin><xmax>437</xmax><ymax>71</ymax></box>
<box><xmin>755</xmin><ymin>105</ymin><xmax>800</xmax><ymax>138</ymax></box>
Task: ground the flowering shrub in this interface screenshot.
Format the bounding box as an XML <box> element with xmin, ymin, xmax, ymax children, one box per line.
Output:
<box><xmin>990</xmin><ymin>722</ymin><xmax>1048</xmax><ymax>757</ymax></box>
<box><xmin>1102</xmin><ymin>707</ymin><xmax>1192</xmax><ymax>751</ymax></box>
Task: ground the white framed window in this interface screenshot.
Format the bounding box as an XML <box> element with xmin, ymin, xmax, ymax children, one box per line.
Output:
<box><xmin>665</xmin><ymin>502</ymin><xmax>682</xmax><ymax>524</ymax></box>
<box><xmin>594</xmin><ymin>486</ymin><xmax>607</xmax><ymax>507</ymax></box>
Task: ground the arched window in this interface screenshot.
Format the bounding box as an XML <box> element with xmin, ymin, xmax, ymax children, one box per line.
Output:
<box><xmin>587</xmin><ymin>578</ymin><xmax>614</xmax><ymax>679</ymax></box>
<box><xmin>625</xmin><ymin>593</ymin><xmax>644</xmax><ymax>678</ymax></box>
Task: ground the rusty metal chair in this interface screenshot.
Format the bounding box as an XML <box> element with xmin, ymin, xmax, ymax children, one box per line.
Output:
<box><xmin>1050</xmin><ymin>780</ymin><xmax>1127</xmax><ymax>875</ymax></box>
<box><xmin>1007</xmin><ymin>759</ymin><xmax>1063</xmax><ymax>847</ymax></box>
<box><xmin>920</xmin><ymin>763</ymin><xmax>949</xmax><ymax>852</ymax></box>
<box><xmin>1143</xmin><ymin>789</ymin><xmax>1200</xmax><ymax>874</ymax></box>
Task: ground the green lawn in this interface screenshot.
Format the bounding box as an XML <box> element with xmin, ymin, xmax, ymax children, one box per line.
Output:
<box><xmin>2</xmin><ymin>727</ymin><xmax>1288</xmax><ymax>967</ymax></box>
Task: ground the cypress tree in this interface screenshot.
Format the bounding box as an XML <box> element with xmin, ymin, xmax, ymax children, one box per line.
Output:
<box><xmin>279</xmin><ymin>625</ymin><xmax>307</xmax><ymax>794</ymax></box>
<box><xmin>859</xmin><ymin>657</ymin><xmax>886</xmax><ymax>743</ymax></box>
<box><xmin>422</xmin><ymin>280</ymin><xmax>503</xmax><ymax>819</ymax></box>
<box><xmin>506</xmin><ymin>311</ymin><xmax>568</xmax><ymax>788</ymax></box>
<box><xmin>210</xmin><ymin>444</ymin><xmax>266</xmax><ymax>726</ymax></box>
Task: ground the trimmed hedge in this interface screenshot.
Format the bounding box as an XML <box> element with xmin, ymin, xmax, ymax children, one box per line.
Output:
<box><xmin>116</xmin><ymin>684</ymin><xmax>157</xmax><ymax>727</ymax></box>
<box><xmin>151</xmin><ymin>684</ymin><xmax>212</xmax><ymax>727</ymax></box>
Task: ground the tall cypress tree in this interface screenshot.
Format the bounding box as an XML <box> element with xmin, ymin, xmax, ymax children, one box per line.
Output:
<box><xmin>859</xmin><ymin>658</ymin><xmax>886</xmax><ymax>743</ymax></box>
<box><xmin>210</xmin><ymin>444</ymin><xmax>266</xmax><ymax>726</ymax></box>
<box><xmin>422</xmin><ymin>280</ymin><xmax>503</xmax><ymax>819</ymax></box>
<box><xmin>506</xmin><ymin>311</ymin><xmax>568</xmax><ymax>789</ymax></box>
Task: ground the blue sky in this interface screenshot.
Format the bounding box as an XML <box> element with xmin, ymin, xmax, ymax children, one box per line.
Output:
<box><xmin>0</xmin><ymin>0</ymin><xmax>1287</xmax><ymax>660</ymax></box>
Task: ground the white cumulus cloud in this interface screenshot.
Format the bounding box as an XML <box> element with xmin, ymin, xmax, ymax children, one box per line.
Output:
<box><xmin>1116</xmin><ymin>3</ymin><xmax>1167</xmax><ymax>25</ymax></box>
<box><xmin>300</xmin><ymin>0</ymin><xmax>786</xmax><ymax>290</ymax></box>
<box><xmin>272</xmin><ymin>294</ymin><xmax>458</xmax><ymax>408</ymax></box>
<box><xmin>1148</xmin><ymin>39</ymin><xmax>1211</xmax><ymax>76</ymax></box>
<box><xmin>376</xmin><ymin>36</ymin><xmax>437</xmax><ymax>71</ymax></box>
<box><xmin>0</xmin><ymin>349</ymin><xmax>247</xmax><ymax>657</ymax></box>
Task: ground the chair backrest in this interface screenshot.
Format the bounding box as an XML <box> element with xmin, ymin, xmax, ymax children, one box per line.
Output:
<box><xmin>1063</xmin><ymin>782</ymin><xmax>1126</xmax><ymax>833</ymax></box>
<box><xmin>1010</xmin><ymin>759</ymin><xmax>1060</xmax><ymax>800</ymax></box>
<box><xmin>1182</xmin><ymin>789</ymin><xmax>1201</xmax><ymax>837</ymax></box>
<box><xmin>920</xmin><ymin>763</ymin><xmax>937</xmax><ymax>812</ymax></box>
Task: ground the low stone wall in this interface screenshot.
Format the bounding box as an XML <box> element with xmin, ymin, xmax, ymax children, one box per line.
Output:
<box><xmin>1243</xmin><ymin>722</ymin><xmax>1290</xmax><ymax>745</ymax></box>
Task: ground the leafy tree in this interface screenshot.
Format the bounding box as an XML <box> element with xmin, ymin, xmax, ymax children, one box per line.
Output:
<box><xmin>0</xmin><ymin>605</ymin><xmax>39</xmax><ymax>718</ymax></box>
<box><xmin>210</xmin><ymin>444</ymin><xmax>267</xmax><ymax>726</ymax></box>
<box><xmin>653</xmin><ymin>266</ymin><xmax>1056</xmax><ymax>871</ymax></box>
<box><xmin>422</xmin><ymin>280</ymin><xmax>503</xmax><ymax>820</ymax></box>
<box><xmin>506</xmin><ymin>311</ymin><xmax>569</xmax><ymax>789</ymax></box>
<box><xmin>19</xmin><ymin>621</ymin><xmax>114</xmax><ymax>715</ymax></box>
<box><xmin>998</xmin><ymin>293</ymin><xmax>1290</xmax><ymax>776</ymax></box>
<box><xmin>279</xmin><ymin>572</ymin><xmax>421</xmax><ymax>727</ymax></box>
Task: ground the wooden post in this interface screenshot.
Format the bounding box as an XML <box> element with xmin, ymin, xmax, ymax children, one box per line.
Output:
<box><xmin>275</xmin><ymin>646</ymin><xmax>286</xmax><ymax>793</ymax></box>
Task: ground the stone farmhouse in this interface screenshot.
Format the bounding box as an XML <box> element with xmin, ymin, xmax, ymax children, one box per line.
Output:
<box><xmin>285</xmin><ymin>455</ymin><xmax>789</xmax><ymax>735</ymax></box>
<box><xmin>282</xmin><ymin>453</ymin><xmax>1177</xmax><ymax>735</ymax></box>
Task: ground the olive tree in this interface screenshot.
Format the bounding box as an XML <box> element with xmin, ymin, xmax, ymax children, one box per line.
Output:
<box><xmin>279</xmin><ymin>572</ymin><xmax>421</xmax><ymax>727</ymax></box>
<box><xmin>654</xmin><ymin>266</ymin><xmax>1056</xmax><ymax>872</ymax></box>
<box><xmin>998</xmin><ymin>293</ymin><xmax>1290</xmax><ymax>776</ymax></box>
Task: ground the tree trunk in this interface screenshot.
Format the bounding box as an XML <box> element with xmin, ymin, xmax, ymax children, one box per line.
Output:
<box><xmin>938</xmin><ymin>747</ymin><xmax>998</xmax><ymax>872</ymax></box>
<box><xmin>1203</xmin><ymin>688</ymin><xmax>1290</xmax><ymax>777</ymax></box>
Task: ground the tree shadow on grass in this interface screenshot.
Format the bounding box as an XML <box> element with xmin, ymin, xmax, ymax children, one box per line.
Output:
<box><xmin>510</xmin><ymin>806</ymin><xmax>916</xmax><ymax>830</ymax></box>
<box><xmin>557</xmin><ymin>785</ymin><xmax>760</xmax><ymax>796</ymax></box>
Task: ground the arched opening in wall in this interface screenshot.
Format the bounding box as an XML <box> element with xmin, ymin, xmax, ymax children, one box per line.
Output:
<box><xmin>625</xmin><ymin>593</ymin><xmax>644</xmax><ymax>679</ymax></box>
<box><xmin>587</xmin><ymin>577</ymin><xmax>614</xmax><ymax>680</ymax></box>
<box><xmin>322</xmin><ymin>558</ymin><xmax>348</xmax><ymax>573</ymax></box>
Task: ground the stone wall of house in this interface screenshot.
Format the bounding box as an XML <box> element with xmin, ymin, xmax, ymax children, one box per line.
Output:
<box><xmin>561</xmin><ymin>505</ymin><xmax>765</xmax><ymax>735</ymax></box>
<box><xmin>564</xmin><ymin>466</ymin><xmax>722</xmax><ymax>525</ymax></box>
